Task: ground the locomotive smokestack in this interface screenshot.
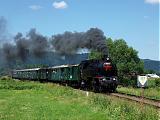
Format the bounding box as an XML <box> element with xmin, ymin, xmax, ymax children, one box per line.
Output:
<box><xmin>102</xmin><ymin>54</ymin><xmax>108</xmax><ymax>58</ymax></box>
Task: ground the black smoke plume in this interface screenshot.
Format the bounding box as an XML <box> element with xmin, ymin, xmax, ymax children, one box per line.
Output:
<box><xmin>2</xmin><ymin>43</ymin><xmax>17</xmax><ymax>61</ymax></box>
<box><xmin>27</xmin><ymin>29</ymin><xmax>49</xmax><ymax>57</ymax></box>
<box><xmin>2</xmin><ymin>27</ymin><xmax>108</xmax><ymax>63</ymax></box>
<box><xmin>51</xmin><ymin>28</ymin><xmax>108</xmax><ymax>56</ymax></box>
<box><xmin>14</xmin><ymin>32</ymin><xmax>29</xmax><ymax>61</ymax></box>
<box><xmin>2</xmin><ymin>28</ymin><xmax>49</xmax><ymax>62</ymax></box>
<box><xmin>0</xmin><ymin>16</ymin><xmax>8</xmax><ymax>46</ymax></box>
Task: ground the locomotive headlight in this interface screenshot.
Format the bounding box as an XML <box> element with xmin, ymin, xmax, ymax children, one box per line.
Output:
<box><xmin>102</xmin><ymin>78</ymin><xmax>106</xmax><ymax>81</ymax></box>
<box><xmin>113</xmin><ymin>78</ymin><xmax>116</xmax><ymax>80</ymax></box>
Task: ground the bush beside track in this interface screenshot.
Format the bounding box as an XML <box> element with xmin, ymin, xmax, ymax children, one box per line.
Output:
<box><xmin>0</xmin><ymin>77</ymin><xmax>159</xmax><ymax>120</ymax></box>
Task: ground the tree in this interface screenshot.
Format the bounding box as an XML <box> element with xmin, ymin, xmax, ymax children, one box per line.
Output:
<box><xmin>89</xmin><ymin>38</ymin><xmax>144</xmax><ymax>86</ymax></box>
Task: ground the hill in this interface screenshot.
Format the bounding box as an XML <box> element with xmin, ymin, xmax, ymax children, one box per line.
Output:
<box><xmin>142</xmin><ymin>59</ymin><xmax>160</xmax><ymax>73</ymax></box>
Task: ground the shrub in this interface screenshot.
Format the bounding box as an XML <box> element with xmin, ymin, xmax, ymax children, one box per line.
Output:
<box><xmin>155</xmin><ymin>78</ymin><xmax>160</xmax><ymax>87</ymax></box>
<box><xmin>148</xmin><ymin>78</ymin><xmax>160</xmax><ymax>88</ymax></box>
<box><xmin>119</xmin><ymin>77</ymin><xmax>137</xmax><ymax>87</ymax></box>
<box><xmin>0</xmin><ymin>76</ymin><xmax>11</xmax><ymax>80</ymax></box>
<box><xmin>147</xmin><ymin>79</ymin><xmax>156</xmax><ymax>87</ymax></box>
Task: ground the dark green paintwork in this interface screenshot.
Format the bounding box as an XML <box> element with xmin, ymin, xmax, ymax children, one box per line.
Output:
<box><xmin>13</xmin><ymin>65</ymin><xmax>80</xmax><ymax>82</ymax></box>
<box><xmin>13</xmin><ymin>70</ymin><xmax>39</xmax><ymax>80</ymax></box>
<box><xmin>48</xmin><ymin>65</ymin><xmax>80</xmax><ymax>81</ymax></box>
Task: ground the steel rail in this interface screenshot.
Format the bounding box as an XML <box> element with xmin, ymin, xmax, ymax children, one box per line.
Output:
<box><xmin>110</xmin><ymin>93</ymin><xmax>160</xmax><ymax>108</ymax></box>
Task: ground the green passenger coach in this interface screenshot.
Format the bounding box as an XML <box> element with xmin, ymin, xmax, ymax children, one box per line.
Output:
<box><xmin>12</xmin><ymin>64</ymin><xmax>81</xmax><ymax>83</ymax></box>
<box><xmin>48</xmin><ymin>64</ymin><xmax>80</xmax><ymax>82</ymax></box>
<box><xmin>12</xmin><ymin>68</ymin><xmax>40</xmax><ymax>80</ymax></box>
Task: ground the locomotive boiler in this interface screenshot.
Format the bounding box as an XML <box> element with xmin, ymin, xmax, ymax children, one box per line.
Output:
<box><xmin>79</xmin><ymin>57</ymin><xmax>118</xmax><ymax>92</ymax></box>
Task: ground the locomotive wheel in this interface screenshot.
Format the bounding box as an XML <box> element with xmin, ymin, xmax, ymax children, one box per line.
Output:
<box><xmin>111</xmin><ymin>86</ymin><xmax>117</xmax><ymax>92</ymax></box>
<box><xmin>92</xmin><ymin>81</ymin><xmax>103</xmax><ymax>93</ymax></box>
<box><xmin>108</xmin><ymin>86</ymin><xmax>116</xmax><ymax>92</ymax></box>
<box><xmin>98</xmin><ymin>86</ymin><xmax>103</xmax><ymax>93</ymax></box>
<box><xmin>80</xmin><ymin>80</ymin><xmax>86</xmax><ymax>90</ymax></box>
<box><xmin>92</xmin><ymin>84</ymin><xmax>99</xmax><ymax>93</ymax></box>
<box><xmin>92</xmin><ymin>81</ymin><xmax>98</xmax><ymax>92</ymax></box>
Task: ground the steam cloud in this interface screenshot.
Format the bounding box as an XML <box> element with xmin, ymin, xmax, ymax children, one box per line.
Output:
<box><xmin>51</xmin><ymin>28</ymin><xmax>108</xmax><ymax>55</ymax></box>
<box><xmin>2</xmin><ymin>27</ymin><xmax>108</xmax><ymax>62</ymax></box>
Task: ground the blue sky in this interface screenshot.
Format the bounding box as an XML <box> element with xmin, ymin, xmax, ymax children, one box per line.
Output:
<box><xmin>0</xmin><ymin>0</ymin><xmax>159</xmax><ymax>60</ymax></box>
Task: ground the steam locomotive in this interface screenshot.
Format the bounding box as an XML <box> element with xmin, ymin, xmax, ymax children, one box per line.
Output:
<box><xmin>12</xmin><ymin>57</ymin><xmax>118</xmax><ymax>92</ymax></box>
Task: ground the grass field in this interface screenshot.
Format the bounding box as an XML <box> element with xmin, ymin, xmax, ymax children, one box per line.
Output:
<box><xmin>117</xmin><ymin>79</ymin><xmax>160</xmax><ymax>100</ymax></box>
<box><xmin>117</xmin><ymin>86</ymin><xmax>160</xmax><ymax>100</ymax></box>
<box><xmin>0</xmin><ymin>77</ymin><xmax>159</xmax><ymax>120</ymax></box>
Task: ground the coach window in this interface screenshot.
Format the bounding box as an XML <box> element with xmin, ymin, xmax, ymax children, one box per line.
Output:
<box><xmin>72</xmin><ymin>67</ymin><xmax>74</xmax><ymax>76</ymax></box>
<box><xmin>69</xmin><ymin>68</ymin><xmax>71</xmax><ymax>75</ymax></box>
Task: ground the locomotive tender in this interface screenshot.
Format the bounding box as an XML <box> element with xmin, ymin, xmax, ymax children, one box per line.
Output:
<box><xmin>12</xmin><ymin>57</ymin><xmax>118</xmax><ymax>92</ymax></box>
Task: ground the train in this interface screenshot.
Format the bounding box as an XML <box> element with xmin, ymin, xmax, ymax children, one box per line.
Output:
<box><xmin>11</xmin><ymin>57</ymin><xmax>118</xmax><ymax>92</ymax></box>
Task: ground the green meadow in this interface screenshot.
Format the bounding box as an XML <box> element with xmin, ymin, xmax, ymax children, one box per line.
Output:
<box><xmin>117</xmin><ymin>86</ymin><xmax>160</xmax><ymax>100</ymax></box>
<box><xmin>117</xmin><ymin>78</ymin><xmax>160</xmax><ymax>100</ymax></box>
<box><xmin>0</xmin><ymin>77</ymin><xmax>159</xmax><ymax>120</ymax></box>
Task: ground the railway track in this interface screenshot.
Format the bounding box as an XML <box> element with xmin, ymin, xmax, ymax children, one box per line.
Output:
<box><xmin>109</xmin><ymin>93</ymin><xmax>160</xmax><ymax>108</ymax></box>
<box><xmin>80</xmin><ymin>89</ymin><xmax>160</xmax><ymax>108</ymax></box>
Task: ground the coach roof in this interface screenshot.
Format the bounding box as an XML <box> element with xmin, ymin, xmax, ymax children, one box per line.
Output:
<box><xmin>49</xmin><ymin>64</ymin><xmax>79</xmax><ymax>69</ymax></box>
<box><xmin>13</xmin><ymin>68</ymin><xmax>40</xmax><ymax>72</ymax></box>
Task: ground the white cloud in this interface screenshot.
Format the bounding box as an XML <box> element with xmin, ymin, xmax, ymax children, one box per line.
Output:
<box><xmin>145</xmin><ymin>0</ymin><xmax>160</xmax><ymax>4</ymax></box>
<box><xmin>29</xmin><ymin>5</ymin><xmax>43</xmax><ymax>10</ymax></box>
<box><xmin>53</xmin><ymin>1</ymin><xmax>68</xmax><ymax>9</ymax></box>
